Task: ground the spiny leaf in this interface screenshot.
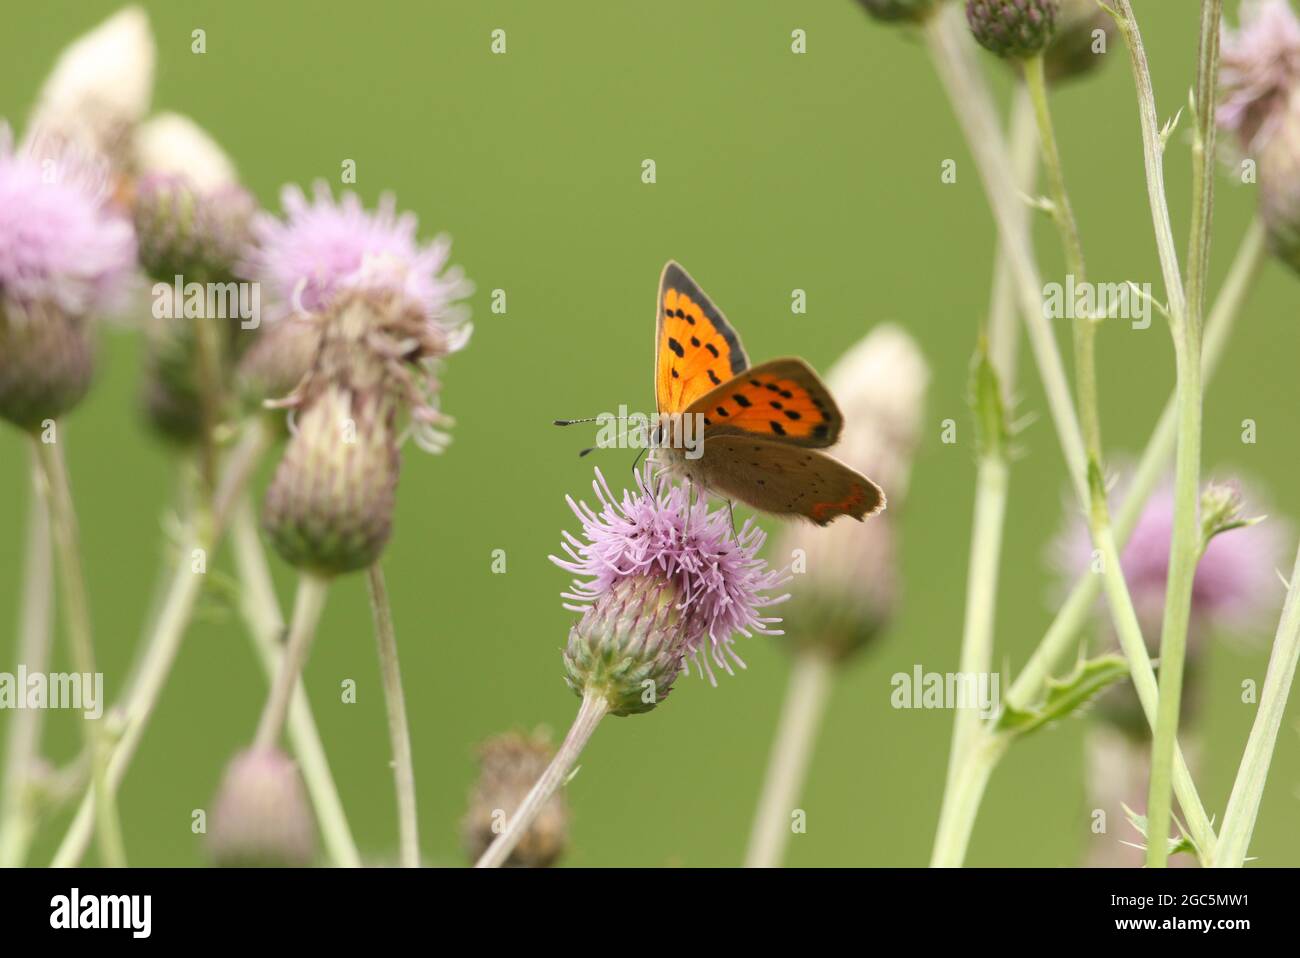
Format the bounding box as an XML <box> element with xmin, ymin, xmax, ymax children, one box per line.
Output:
<box><xmin>997</xmin><ymin>654</ymin><xmax>1129</xmax><ymax>737</ymax></box>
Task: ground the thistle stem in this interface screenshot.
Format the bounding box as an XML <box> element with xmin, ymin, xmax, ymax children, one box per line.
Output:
<box><xmin>923</xmin><ymin>1</ymin><xmax>1219</xmax><ymax>863</ymax></box>
<box><xmin>744</xmin><ymin>651</ymin><xmax>834</xmax><ymax>868</ymax></box>
<box><xmin>366</xmin><ymin>563</ymin><xmax>420</xmax><ymax>868</ymax></box>
<box><xmin>50</xmin><ymin>418</ymin><xmax>270</xmax><ymax>867</ymax></box>
<box><xmin>32</xmin><ymin>434</ymin><xmax>126</xmax><ymax>868</ymax></box>
<box><xmin>1006</xmin><ymin>220</ymin><xmax>1266</xmax><ymax>709</ymax></box>
<box><xmin>0</xmin><ymin>456</ymin><xmax>54</xmax><ymax>867</ymax></box>
<box><xmin>230</xmin><ymin>495</ymin><xmax>361</xmax><ymax>868</ymax></box>
<box><xmin>253</xmin><ymin>574</ymin><xmax>330</xmax><ymax>750</ymax></box>
<box><xmin>1111</xmin><ymin>0</ymin><xmax>1219</xmax><ymax>868</ymax></box>
<box><xmin>1214</xmin><ymin>540</ymin><xmax>1300</xmax><ymax>867</ymax></box>
<box><xmin>475</xmin><ymin>690</ymin><xmax>607</xmax><ymax>868</ymax></box>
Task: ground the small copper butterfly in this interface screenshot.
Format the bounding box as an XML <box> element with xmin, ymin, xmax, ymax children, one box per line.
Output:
<box><xmin>651</xmin><ymin>261</ymin><xmax>885</xmax><ymax>525</ymax></box>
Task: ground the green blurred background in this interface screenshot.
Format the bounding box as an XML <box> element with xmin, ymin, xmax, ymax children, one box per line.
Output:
<box><xmin>2</xmin><ymin>0</ymin><xmax>1298</xmax><ymax>867</ymax></box>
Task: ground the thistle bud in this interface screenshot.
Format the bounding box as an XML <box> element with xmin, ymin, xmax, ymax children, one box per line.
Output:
<box><xmin>1042</xmin><ymin>0</ymin><xmax>1114</xmax><ymax>84</ymax></box>
<box><xmin>208</xmin><ymin>748</ymin><xmax>316</xmax><ymax>867</ymax></box>
<box><xmin>0</xmin><ymin>302</ymin><xmax>96</xmax><ymax>432</ymax></box>
<box><xmin>262</xmin><ymin>381</ymin><xmax>399</xmax><ymax>576</ymax></box>
<box><xmin>563</xmin><ymin>575</ymin><xmax>690</xmax><ymax>715</ymax></box>
<box><xmin>26</xmin><ymin>6</ymin><xmax>155</xmax><ymax>169</ymax></box>
<box><xmin>133</xmin><ymin>174</ymin><xmax>255</xmax><ymax>284</ymax></box>
<box><xmin>854</xmin><ymin>0</ymin><xmax>939</xmax><ymax>23</ymax></box>
<box><xmin>966</xmin><ymin>0</ymin><xmax>1057</xmax><ymax>59</ymax></box>
<box><xmin>773</xmin><ymin>325</ymin><xmax>927</xmax><ymax>662</ymax></box>
<box><xmin>463</xmin><ymin>731</ymin><xmax>569</xmax><ymax>867</ymax></box>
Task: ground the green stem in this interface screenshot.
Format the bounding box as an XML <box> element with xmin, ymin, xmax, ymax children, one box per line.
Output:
<box><xmin>1110</xmin><ymin>0</ymin><xmax>1219</xmax><ymax>868</ymax></box>
<box><xmin>743</xmin><ymin>651</ymin><xmax>834</xmax><ymax>868</ymax></box>
<box><xmin>923</xmin><ymin>1</ymin><xmax>1220</xmax><ymax>863</ymax></box>
<box><xmin>1214</xmin><ymin>541</ymin><xmax>1300</xmax><ymax>867</ymax></box>
<box><xmin>253</xmin><ymin>574</ymin><xmax>330</xmax><ymax>750</ymax></box>
<box><xmin>475</xmin><ymin>690</ymin><xmax>607</xmax><ymax>868</ymax></box>
<box><xmin>935</xmin><ymin>453</ymin><xmax>1008</xmax><ymax>838</ymax></box>
<box><xmin>32</xmin><ymin>434</ymin><xmax>127</xmax><ymax>868</ymax></box>
<box><xmin>50</xmin><ymin>418</ymin><xmax>270</xmax><ymax>867</ymax></box>
<box><xmin>931</xmin><ymin>729</ymin><xmax>1007</xmax><ymax>867</ymax></box>
<box><xmin>0</xmin><ymin>454</ymin><xmax>54</xmax><ymax>867</ymax></box>
<box><xmin>230</xmin><ymin>496</ymin><xmax>362</xmax><ymax>868</ymax></box>
<box><xmin>986</xmin><ymin>83</ymin><xmax>1037</xmax><ymax>396</ymax></box>
<box><xmin>366</xmin><ymin>563</ymin><xmax>420</xmax><ymax>868</ymax></box>
<box><xmin>1006</xmin><ymin>221</ymin><xmax>1266</xmax><ymax>710</ymax></box>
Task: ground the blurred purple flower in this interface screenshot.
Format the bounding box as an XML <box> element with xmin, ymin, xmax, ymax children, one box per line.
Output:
<box><xmin>1219</xmin><ymin>0</ymin><xmax>1300</xmax><ymax>153</ymax></box>
<box><xmin>241</xmin><ymin>180</ymin><xmax>472</xmax><ymax>346</ymax></box>
<box><xmin>1053</xmin><ymin>475</ymin><xmax>1290</xmax><ymax>650</ymax></box>
<box><xmin>552</xmin><ymin>466</ymin><xmax>790</xmax><ymax>682</ymax></box>
<box><xmin>0</xmin><ymin>123</ymin><xmax>135</xmax><ymax>315</ymax></box>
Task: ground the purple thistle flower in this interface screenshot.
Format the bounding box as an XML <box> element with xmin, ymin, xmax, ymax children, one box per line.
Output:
<box><xmin>241</xmin><ymin>180</ymin><xmax>472</xmax><ymax>341</ymax></box>
<box><xmin>1053</xmin><ymin>475</ymin><xmax>1290</xmax><ymax>650</ymax></box>
<box><xmin>0</xmin><ymin>123</ymin><xmax>135</xmax><ymax>315</ymax></box>
<box><xmin>552</xmin><ymin>467</ymin><xmax>790</xmax><ymax>685</ymax></box>
<box><xmin>1219</xmin><ymin>0</ymin><xmax>1300</xmax><ymax>154</ymax></box>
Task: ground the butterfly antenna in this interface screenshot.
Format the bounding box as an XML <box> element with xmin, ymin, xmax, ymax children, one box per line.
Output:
<box><xmin>554</xmin><ymin>417</ymin><xmax>601</xmax><ymax>426</ymax></box>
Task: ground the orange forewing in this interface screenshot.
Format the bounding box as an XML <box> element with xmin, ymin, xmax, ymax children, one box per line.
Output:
<box><xmin>686</xmin><ymin>358</ymin><xmax>843</xmax><ymax>448</ymax></box>
<box><xmin>655</xmin><ymin>261</ymin><xmax>748</xmax><ymax>414</ymax></box>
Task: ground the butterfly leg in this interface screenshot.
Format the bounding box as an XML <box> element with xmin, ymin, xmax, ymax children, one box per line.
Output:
<box><xmin>726</xmin><ymin>499</ymin><xmax>738</xmax><ymax>540</ymax></box>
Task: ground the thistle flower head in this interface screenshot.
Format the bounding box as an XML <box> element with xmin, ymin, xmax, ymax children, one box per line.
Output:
<box><xmin>966</xmin><ymin>0</ymin><xmax>1058</xmax><ymax>59</ymax></box>
<box><xmin>1053</xmin><ymin>475</ymin><xmax>1290</xmax><ymax>652</ymax></box>
<box><xmin>552</xmin><ymin>467</ymin><xmax>789</xmax><ymax>697</ymax></box>
<box><xmin>0</xmin><ymin>124</ymin><xmax>135</xmax><ymax>315</ymax></box>
<box><xmin>243</xmin><ymin>181</ymin><xmax>472</xmax><ymax>332</ymax></box>
<box><xmin>0</xmin><ymin>125</ymin><xmax>135</xmax><ymax>430</ymax></box>
<box><xmin>208</xmin><ymin>747</ymin><xmax>316</xmax><ymax>868</ymax></box>
<box><xmin>242</xmin><ymin>181</ymin><xmax>472</xmax><ymax>452</ymax></box>
<box><xmin>26</xmin><ymin>5</ymin><xmax>155</xmax><ymax>168</ymax></box>
<box><xmin>1219</xmin><ymin>0</ymin><xmax>1300</xmax><ymax>154</ymax></box>
<box><xmin>463</xmin><ymin>731</ymin><xmax>569</xmax><ymax>868</ymax></box>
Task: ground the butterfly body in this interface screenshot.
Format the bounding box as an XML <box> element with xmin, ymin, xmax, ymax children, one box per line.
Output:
<box><xmin>653</xmin><ymin>262</ymin><xmax>884</xmax><ymax>526</ymax></box>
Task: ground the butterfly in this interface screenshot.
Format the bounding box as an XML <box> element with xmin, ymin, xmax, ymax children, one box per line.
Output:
<box><xmin>651</xmin><ymin>261</ymin><xmax>885</xmax><ymax>526</ymax></box>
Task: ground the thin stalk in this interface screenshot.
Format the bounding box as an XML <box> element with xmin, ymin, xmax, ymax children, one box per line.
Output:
<box><xmin>1005</xmin><ymin>220</ymin><xmax>1266</xmax><ymax>709</ymax></box>
<box><xmin>475</xmin><ymin>690</ymin><xmax>608</xmax><ymax>868</ymax></box>
<box><xmin>1111</xmin><ymin>0</ymin><xmax>1220</xmax><ymax>867</ymax></box>
<box><xmin>32</xmin><ymin>435</ymin><xmax>126</xmax><ymax>868</ymax></box>
<box><xmin>51</xmin><ymin>418</ymin><xmax>270</xmax><ymax>867</ymax></box>
<box><xmin>230</xmin><ymin>495</ymin><xmax>361</xmax><ymax>868</ymax></box>
<box><xmin>744</xmin><ymin>651</ymin><xmax>835</xmax><ymax>868</ymax></box>
<box><xmin>366</xmin><ymin>563</ymin><xmax>420</xmax><ymax>868</ymax></box>
<box><xmin>986</xmin><ymin>83</ymin><xmax>1038</xmax><ymax>396</ymax></box>
<box><xmin>253</xmin><ymin>574</ymin><xmax>329</xmax><ymax>750</ymax></box>
<box><xmin>1214</xmin><ymin>541</ymin><xmax>1300</xmax><ymax>867</ymax></box>
<box><xmin>923</xmin><ymin>2</ymin><xmax>1219</xmax><ymax>862</ymax></box>
<box><xmin>936</xmin><ymin>454</ymin><xmax>1009</xmax><ymax>825</ymax></box>
<box><xmin>0</xmin><ymin>456</ymin><xmax>54</xmax><ymax>867</ymax></box>
<box><xmin>922</xmin><ymin>4</ymin><xmax>1088</xmax><ymax>506</ymax></box>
